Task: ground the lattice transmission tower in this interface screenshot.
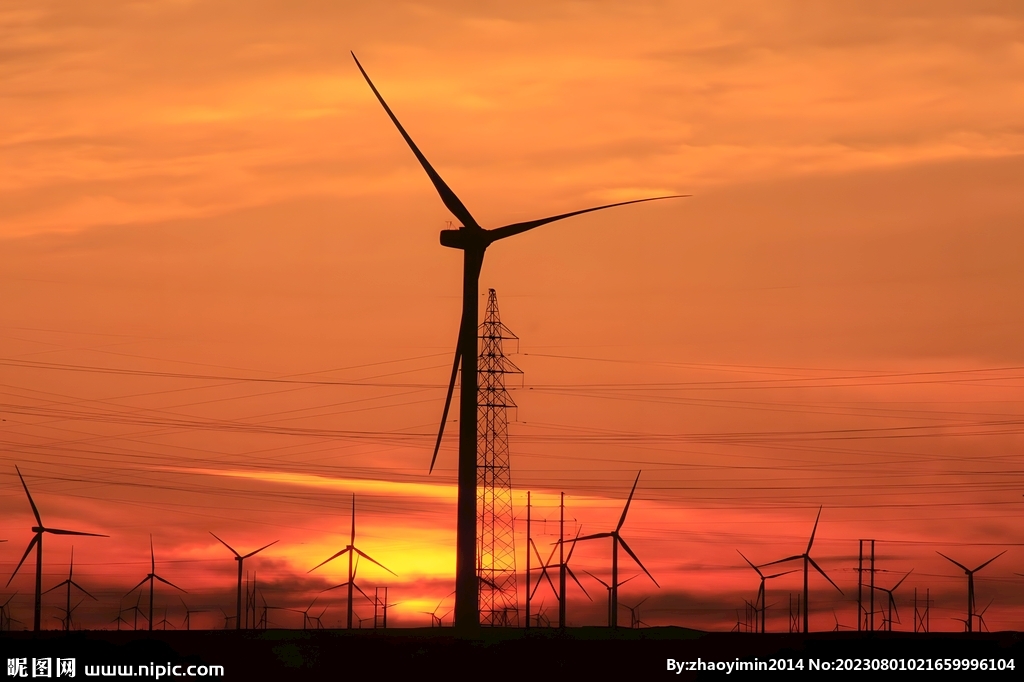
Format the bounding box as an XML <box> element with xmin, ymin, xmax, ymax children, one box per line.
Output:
<box><xmin>477</xmin><ymin>288</ymin><xmax>521</xmax><ymax>626</ymax></box>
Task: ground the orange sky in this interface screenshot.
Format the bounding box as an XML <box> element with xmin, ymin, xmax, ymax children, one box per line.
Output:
<box><xmin>1</xmin><ymin>1</ymin><xmax>1023</xmax><ymax>632</ymax></box>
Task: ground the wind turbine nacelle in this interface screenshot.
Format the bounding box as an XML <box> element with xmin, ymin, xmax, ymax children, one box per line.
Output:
<box><xmin>439</xmin><ymin>229</ymin><xmax>469</xmax><ymax>250</ymax></box>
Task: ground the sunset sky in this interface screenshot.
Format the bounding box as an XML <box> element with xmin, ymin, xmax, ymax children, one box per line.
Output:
<box><xmin>1</xmin><ymin>1</ymin><xmax>1022</xmax><ymax>632</ymax></box>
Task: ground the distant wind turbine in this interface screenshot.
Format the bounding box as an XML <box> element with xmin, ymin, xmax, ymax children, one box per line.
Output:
<box><xmin>351</xmin><ymin>52</ymin><xmax>687</xmax><ymax>632</ymax></box>
<box><xmin>210</xmin><ymin>532</ymin><xmax>277</xmax><ymax>630</ymax></box>
<box><xmin>125</xmin><ymin>536</ymin><xmax>186</xmax><ymax>631</ymax></box>
<box><xmin>43</xmin><ymin>548</ymin><xmax>96</xmax><ymax>632</ymax></box>
<box><xmin>6</xmin><ymin>465</ymin><xmax>107</xmax><ymax>631</ymax></box>
<box><xmin>309</xmin><ymin>494</ymin><xmax>395</xmax><ymax>629</ymax></box>
<box><xmin>761</xmin><ymin>506</ymin><xmax>842</xmax><ymax>633</ymax></box>
<box><xmin>937</xmin><ymin>551</ymin><xmax>1004</xmax><ymax>633</ymax></box>
<box><xmin>871</xmin><ymin>570</ymin><xmax>912</xmax><ymax>632</ymax></box>
<box><xmin>574</xmin><ymin>471</ymin><xmax>658</xmax><ymax>627</ymax></box>
<box><xmin>737</xmin><ymin>550</ymin><xmax>798</xmax><ymax>633</ymax></box>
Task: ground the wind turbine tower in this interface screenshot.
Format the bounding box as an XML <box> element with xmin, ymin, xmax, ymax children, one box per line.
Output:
<box><xmin>351</xmin><ymin>53</ymin><xmax>686</xmax><ymax>633</ymax></box>
<box><xmin>476</xmin><ymin>288</ymin><xmax>520</xmax><ymax>626</ymax></box>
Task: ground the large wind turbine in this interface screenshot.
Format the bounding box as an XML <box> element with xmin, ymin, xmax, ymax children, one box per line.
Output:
<box><xmin>309</xmin><ymin>494</ymin><xmax>395</xmax><ymax>629</ymax></box>
<box><xmin>351</xmin><ymin>53</ymin><xmax>685</xmax><ymax>631</ymax></box>
<box><xmin>761</xmin><ymin>506</ymin><xmax>842</xmax><ymax>633</ymax></box>
<box><xmin>574</xmin><ymin>471</ymin><xmax>658</xmax><ymax>627</ymax></box>
<box><xmin>937</xmin><ymin>551</ymin><xmax>1004</xmax><ymax>633</ymax></box>
<box><xmin>210</xmin><ymin>532</ymin><xmax>277</xmax><ymax>630</ymax></box>
<box><xmin>6</xmin><ymin>465</ymin><xmax>107</xmax><ymax>631</ymax></box>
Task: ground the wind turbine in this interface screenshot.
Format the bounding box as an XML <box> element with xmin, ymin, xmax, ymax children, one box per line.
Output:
<box><xmin>761</xmin><ymin>506</ymin><xmax>842</xmax><ymax>633</ymax></box>
<box><xmin>423</xmin><ymin>591</ymin><xmax>455</xmax><ymax>627</ymax></box>
<box><xmin>1</xmin><ymin>593</ymin><xmax>17</xmax><ymax>631</ymax></box>
<box><xmin>127</xmin><ymin>593</ymin><xmax>146</xmax><ymax>630</ymax></box>
<box><xmin>309</xmin><ymin>494</ymin><xmax>395</xmax><ymax>629</ymax></box>
<box><xmin>737</xmin><ymin>550</ymin><xmax>798</xmax><ymax>633</ymax></box>
<box><xmin>937</xmin><ymin>551</ymin><xmax>1004</xmax><ymax>633</ymax></box>
<box><xmin>574</xmin><ymin>471</ymin><xmax>658</xmax><ymax>627</ymax></box>
<box><xmin>179</xmin><ymin>597</ymin><xmax>206</xmax><ymax>631</ymax></box>
<box><xmin>583</xmin><ymin>571</ymin><xmax>636</xmax><ymax>628</ymax></box>
<box><xmin>110</xmin><ymin>601</ymin><xmax>130</xmax><ymax>631</ymax></box>
<box><xmin>623</xmin><ymin>597</ymin><xmax>649</xmax><ymax>629</ymax></box>
<box><xmin>43</xmin><ymin>547</ymin><xmax>96</xmax><ymax>632</ymax></box>
<box><xmin>351</xmin><ymin>53</ymin><xmax>686</xmax><ymax>632</ymax></box>
<box><xmin>871</xmin><ymin>570</ymin><xmax>912</xmax><ymax>632</ymax></box>
<box><xmin>125</xmin><ymin>536</ymin><xmax>186</xmax><ymax>631</ymax></box>
<box><xmin>209</xmin><ymin>532</ymin><xmax>277</xmax><ymax>630</ymax></box>
<box><xmin>6</xmin><ymin>465</ymin><xmax>107</xmax><ymax>631</ymax></box>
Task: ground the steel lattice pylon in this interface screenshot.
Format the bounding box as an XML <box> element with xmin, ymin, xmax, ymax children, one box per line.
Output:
<box><xmin>477</xmin><ymin>288</ymin><xmax>520</xmax><ymax>626</ymax></box>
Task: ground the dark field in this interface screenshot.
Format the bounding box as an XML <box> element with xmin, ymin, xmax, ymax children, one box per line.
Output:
<box><xmin>2</xmin><ymin>628</ymin><xmax>1021</xmax><ymax>680</ymax></box>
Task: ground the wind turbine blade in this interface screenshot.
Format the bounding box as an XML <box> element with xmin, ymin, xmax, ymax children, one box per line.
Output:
<box><xmin>807</xmin><ymin>556</ymin><xmax>843</xmax><ymax>594</ymax></box>
<box><xmin>616</xmin><ymin>471</ymin><xmax>642</xmax><ymax>532</ymax></box>
<box><xmin>890</xmin><ymin>596</ymin><xmax>900</xmax><ymax>625</ymax></box>
<box><xmin>737</xmin><ymin>550</ymin><xmax>764</xmax><ymax>578</ymax></box>
<box><xmin>308</xmin><ymin>547</ymin><xmax>351</xmax><ymax>573</ymax></box>
<box><xmin>972</xmin><ymin>551</ymin><xmax>1006</xmax><ymax>573</ymax></box>
<box><xmin>574</xmin><ymin>532</ymin><xmax>613</xmax><ymax>542</ymax></box>
<box><xmin>124</xmin><ymin>577</ymin><xmax>150</xmax><ymax>597</ymax></box>
<box><xmin>892</xmin><ymin>570</ymin><xmax>913</xmax><ymax>591</ymax></box>
<box><xmin>43</xmin><ymin>580</ymin><xmax>69</xmax><ymax>595</ymax></box>
<box><xmin>69</xmin><ymin>581</ymin><xmax>97</xmax><ymax>600</ymax></box>
<box><xmin>488</xmin><ymin>196</ymin><xmax>689</xmax><ymax>243</ymax></box>
<box><xmin>807</xmin><ymin>506</ymin><xmax>822</xmax><ymax>553</ymax></box>
<box><xmin>764</xmin><ymin>569</ymin><xmax>800</xmax><ymax>580</ymax></box>
<box><xmin>150</xmin><ymin>535</ymin><xmax>155</xmax><ymax>572</ymax></box>
<box><xmin>352</xmin><ymin>582</ymin><xmax>373</xmax><ymax>602</ymax></box>
<box><xmin>617</xmin><ymin>536</ymin><xmax>659</xmax><ymax>588</ymax></box>
<box><xmin>431</xmin><ymin>335</ymin><xmax>462</xmax><ymax>474</ymax></box>
<box><xmin>15</xmin><ymin>466</ymin><xmax>43</xmax><ymax>527</ymax></box>
<box><xmin>242</xmin><ymin>540</ymin><xmax>279</xmax><ymax>559</ymax></box>
<box><xmin>209</xmin><ymin>532</ymin><xmax>240</xmax><ymax>558</ymax></box>
<box><xmin>353</xmin><ymin>548</ymin><xmax>397</xmax><ymax>576</ymax></box>
<box><xmin>350</xmin><ymin>52</ymin><xmax>479</xmax><ymax>229</ymax></box>
<box><xmin>565</xmin><ymin>566</ymin><xmax>592</xmax><ymax>600</ymax></box>
<box><xmin>760</xmin><ymin>554</ymin><xmax>803</xmax><ymax>568</ymax></box>
<box><xmin>350</xmin><ymin>494</ymin><xmax>356</xmax><ymax>546</ymax></box>
<box><xmin>42</xmin><ymin>528</ymin><xmax>107</xmax><ymax>537</ymax></box>
<box><xmin>582</xmin><ymin>570</ymin><xmax>610</xmax><ymax>589</ymax></box>
<box><xmin>153</xmin><ymin>574</ymin><xmax>186</xmax><ymax>593</ymax></box>
<box><xmin>936</xmin><ymin>551</ymin><xmax>970</xmax><ymax>573</ymax></box>
<box><xmin>7</xmin><ymin>535</ymin><xmax>39</xmax><ymax>586</ymax></box>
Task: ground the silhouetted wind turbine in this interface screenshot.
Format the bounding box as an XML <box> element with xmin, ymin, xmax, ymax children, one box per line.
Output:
<box><xmin>623</xmin><ymin>597</ymin><xmax>649</xmax><ymax>629</ymax></box>
<box><xmin>1</xmin><ymin>593</ymin><xmax>17</xmax><ymax>631</ymax></box>
<box><xmin>111</xmin><ymin>601</ymin><xmax>130</xmax><ymax>631</ymax></box>
<box><xmin>7</xmin><ymin>465</ymin><xmax>107</xmax><ymax>631</ymax></box>
<box><xmin>574</xmin><ymin>471</ymin><xmax>658</xmax><ymax>627</ymax></box>
<box><xmin>937</xmin><ymin>551</ymin><xmax>1004</xmax><ymax>633</ymax></box>
<box><xmin>43</xmin><ymin>548</ymin><xmax>96</xmax><ymax>632</ymax></box>
<box><xmin>210</xmin><ymin>532</ymin><xmax>277</xmax><ymax>630</ymax></box>
<box><xmin>583</xmin><ymin>571</ymin><xmax>636</xmax><ymax>628</ymax></box>
<box><xmin>351</xmin><ymin>53</ymin><xmax>686</xmax><ymax>632</ymax></box>
<box><xmin>761</xmin><ymin>506</ymin><xmax>842</xmax><ymax>633</ymax></box>
<box><xmin>179</xmin><ymin>597</ymin><xmax>206</xmax><ymax>631</ymax></box>
<box><xmin>310</xmin><ymin>494</ymin><xmax>395</xmax><ymax>629</ymax></box>
<box><xmin>125</xmin><ymin>536</ymin><xmax>186</xmax><ymax>631</ymax></box>
<box><xmin>737</xmin><ymin>550</ymin><xmax>798</xmax><ymax>633</ymax></box>
<box><xmin>871</xmin><ymin>570</ymin><xmax>912</xmax><ymax>632</ymax></box>
<box><xmin>127</xmin><ymin>593</ymin><xmax>146</xmax><ymax>630</ymax></box>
